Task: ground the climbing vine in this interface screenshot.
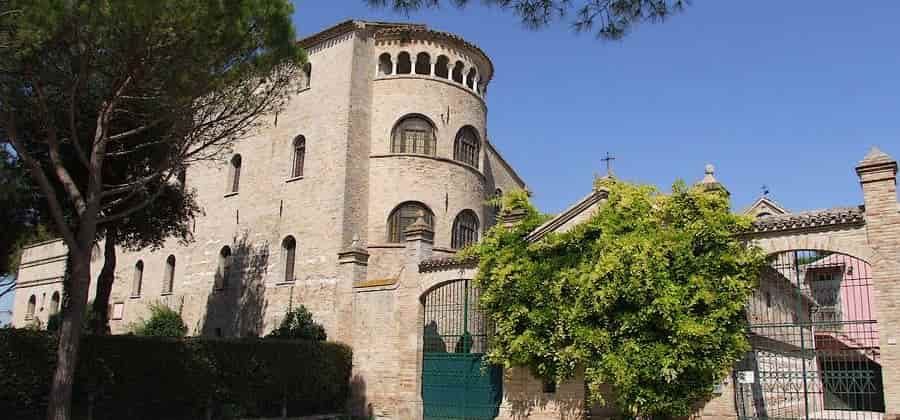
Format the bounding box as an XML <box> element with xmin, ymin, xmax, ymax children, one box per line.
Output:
<box><xmin>462</xmin><ymin>180</ymin><xmax>766</xmax><ymax>418</ymax></box>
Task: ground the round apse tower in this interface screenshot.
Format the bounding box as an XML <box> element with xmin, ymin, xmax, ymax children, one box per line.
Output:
<box><xmin>367</xmin><ymin>25</ymin><xmax>495</xmax><ymax>256</ymax></box>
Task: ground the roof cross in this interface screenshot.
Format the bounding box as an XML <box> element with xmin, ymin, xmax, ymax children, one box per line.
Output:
<box><xmin>602</xmin><ymin>152</ymin><xmax>616</xmax><ymax>176</ymax></box>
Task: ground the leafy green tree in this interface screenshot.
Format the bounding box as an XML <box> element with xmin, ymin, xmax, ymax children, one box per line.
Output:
<box><xmin>131</xmin><ymin>303</ymin><xmax>188</xmax><ymax>338</ymax></box>
<box><xmin>367</xmin><ymin>0</ymin><xmax>687</xmax><ymax>40</ymax></box>
<box><xmin>0</xmin><ymin>146</ymin><xmax>57</xmax><ymax>298</ymax></box>
<box><xmin>462</xmin><ymin>179</ymin><xmax>765</xmax><ymax>418</ymax></box>
<box><xmin>0</xmin><ymin>1</ymin><xmax>303</xmax><ymax>418</ymax></box>
<box><xmin>267</xmin><ymin>306</ymin><xmax>327</xmax><ymax>341</ymax></box>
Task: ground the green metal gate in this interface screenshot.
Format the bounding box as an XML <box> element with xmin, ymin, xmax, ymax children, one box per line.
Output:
<box><xmin>422</xmin><ymin>279</ymin><xmax>502</xmax><ymax>420</ymax></box>
<box><xmin>735</xmin><ymin>250</ymin><xmax>885</xmax><ymax>420</ymax></box>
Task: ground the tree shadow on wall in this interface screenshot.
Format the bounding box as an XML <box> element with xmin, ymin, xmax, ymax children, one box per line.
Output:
<box><xmin>502</xmin><ymin>369</ymin><xmax>589</xmax><ymax>420</ymax></box>
<box><xmin>347</xmin><ymin>374</ymin><xmax>373</xmax><ymax>419</ymax></box>
<box><xmin>200</xmin><ymin>232</ymin><xmax>269</xmax><ymax>337</ymax></box>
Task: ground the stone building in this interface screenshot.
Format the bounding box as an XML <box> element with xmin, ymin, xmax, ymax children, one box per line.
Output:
<box><xmin>9</xmin><ymin>19</ymin><xmax>900</xmax><ymax>420</ymax></box>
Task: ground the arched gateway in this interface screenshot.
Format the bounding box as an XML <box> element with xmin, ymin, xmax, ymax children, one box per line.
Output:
<box><xmin>736</xmin><ymin>250</ymin><xmax>884</xmax><ymax>419</ymax></box>
<box><xmin>421</xmin><ymin>279</ymin><xmax>502</xmax><ymax>420</ymax></box>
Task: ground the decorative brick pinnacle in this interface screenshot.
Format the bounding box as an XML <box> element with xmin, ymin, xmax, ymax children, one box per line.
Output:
<box><xmin>856</xmin><ymin>146</ymin><xmax>897</xmax><ymax>174</ymax></box>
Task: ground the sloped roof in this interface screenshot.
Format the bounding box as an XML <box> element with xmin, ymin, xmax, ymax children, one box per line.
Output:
<box><xmin>750</xmin><ymin>206</ymin><xmax>865</xmax><ymax>233</ymax></box>
<box><xmin>742</xmin><ymin>196</ymin><xmax>789</xmax><ymax>217</ymax></box>
<box><xmin>526</xmin><ymin>189</ymin><xmax>608</xmax><ymax>242</ymax></box>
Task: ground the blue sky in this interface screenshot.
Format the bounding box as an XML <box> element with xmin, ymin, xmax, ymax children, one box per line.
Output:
<box><xmin>292</xmin><ymin>1</ymin><xmax>899</xmax><ymax>214</ymax></box>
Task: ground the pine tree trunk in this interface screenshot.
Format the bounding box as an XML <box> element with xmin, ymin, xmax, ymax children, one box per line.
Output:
<box><xmin>46</xmin><ymin>249</ymin><xmax>92</xmax><ymax>420</ymax></box>
<box><xmin>91</xmin><ymin>228</ymin><xmax>117</xmax><ymax>335</ymax></box>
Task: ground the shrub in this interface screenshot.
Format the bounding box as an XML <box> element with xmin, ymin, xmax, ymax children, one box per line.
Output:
<box><xmin>0</xmin><ymin>329</ymin><xmax>352</xmax><ymax>420</ymax></box>
<box><xmin>131</xmin><ymin>303</ymin><xmax>188</xmax><ymax>337</ymax></box>
<box><xmin>267</xmin><ymin>305</ymin><xmax>326</xmax><ymax>341</ymax></box>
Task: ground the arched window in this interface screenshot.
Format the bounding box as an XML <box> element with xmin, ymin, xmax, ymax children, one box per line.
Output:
<box><xmin>163</xmin><ymin>255</ymin><xmax>176</xmax><ymax>294</ymax></box>
<box><xmin>378</xmin><ymin>53</ymin><xmax>393</xmax><ymax>76</ymax></box>
<box><xmin>292</xmin><ymin>136</ymin><xmax>306</xmax><ymax>178</ymax></box>
<box><xmin>392</xmin><ymin>115</ymin><xmax>436</xmax><ymax>155</ymax></box>
<box><xmin>26</xmin><ymin>295</ymin><xmax>36</xmax><ymax>319</ymax></box>
<box><xmin>228</xmin><ymin>154</ymin><xmax>242</xmax><ymax>194</ymax></box>
<box><xmin>282</xmin><ymin>236</ymin><xmax>297</xmax><ymax>283</ymax></box>
<box><xmin>466</xmin><ymin>68</ymin><xmax>477</xmax><ymax>89</ymax></box>
<box><xmin>50</xmin><ymin>292</ymin><xmax>60</xmax><ymax>315</ymax></box>
<box><xmin>302</xmin><ymin>62</ymin><xmax>312</xmax><ymax>89</ymax></box>
<box><xmin>132</xmin><ymin>260</ymin><xmax>144</xmax><ymax>297</ymax></box>
<box><xmin>452</xmin><ymin>61</ymin><xmax>464</xmax><ymax>84</ymax></box>
<box><xmin>452</xmin><ymin>210</ymin><xmax>480</xmax><ymax>249</ymax></box>
<box><xmin>216</xmin><ymin>246</ymin><xmax>232</xmax><ymax>290</ymax></box>
<box><xmin>435</xmin><ymin>55</ymin><xmax>450</xmax><ymax>79</ymax></box>
<box><xmin>415</xmin><ymin>52</ymin><xmax>431</xmax><ymax>75</ymax></box>
<box><xmin>453</xmin><ymin>126</ymin><xmax>480</xmax><ymax>167</ymax></box>
<box><xmin>388</xmin><ymin>202</ymin><xmax>434</xmax><ymax>243</ymax></box>
<box><xmin>397</xmin><ymin>52</ymin><xmax>412</xmax><ymax>74</ymax></box>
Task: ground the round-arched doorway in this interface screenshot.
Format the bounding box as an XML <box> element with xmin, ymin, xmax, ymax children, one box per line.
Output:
<box><xmin>421</xmin><ymin>279</ymin><xmax>502</xmax><ymax>420</ymax></box>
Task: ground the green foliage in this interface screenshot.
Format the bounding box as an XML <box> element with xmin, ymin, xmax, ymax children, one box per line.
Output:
<box><xmin>368</xmin><ymin>0</ymin><xmax>687</xmax><ymax>40</ymax></box>
<box><xmin>0</xmin><ymin>147</ymin><xmax>56</xmax><ymax>278</ymax></box>
<box><xmin>0</xmin><ymin>329</ymin><xmax>353</xmax><ymax>420</ymax></box>
<box><xmin>130</xmin><ymin>303</ymin><xmax>188</xmax><ymax>338</ymax></box>
<box><xmin>267</xmin><ymin>305</ymin><xmax>327</xmax><ymax>341</ymax></box>
<box><xmin>465</xmin><ymin>179</ymin><xmax>765</xmax><ymax>418</ymax></box>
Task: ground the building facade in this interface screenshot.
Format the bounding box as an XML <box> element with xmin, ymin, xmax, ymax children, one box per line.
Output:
<box><xmin>10</xmin><ymin>20</ymin><xmax>900</xmax><ymax>420</ymax></box>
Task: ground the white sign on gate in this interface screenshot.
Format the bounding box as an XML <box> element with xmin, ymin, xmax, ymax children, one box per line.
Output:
<box><xmin>737</xmin><ymin>371</ymin><xmax>755</xmax><ymax>384</ymax></box>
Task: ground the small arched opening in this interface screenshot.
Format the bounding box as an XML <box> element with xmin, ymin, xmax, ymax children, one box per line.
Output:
<box><xmin>378</xmin><ymin>53</ymin><xmax>394</xmax><ymax>76</ymax></box>
<box><xmin>216</xmin><ymin>246</ymin><xmax>232</xmax><ymax>290</ymax></box>
<box><xmin>452</xmin><ymin>61</ymin><xmax>464</xmax><ymax>84</ymax></box>
<box><xmin>397</xmin><ymin>52</ymin><xmax>412</xmax><ymax>74</ymax></box>
<box><xmin>435</xmin><ymin>55</ymin><xmax>450</xmax><ymax>79</ymax></box>
<box><xmin>282</xmin><ymin>236</ymin><xmax>297</xmax><ymax>283</ymax></box>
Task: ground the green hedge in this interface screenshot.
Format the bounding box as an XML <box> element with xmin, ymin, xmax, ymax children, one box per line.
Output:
<box><xmin>0</xmin><ymin>329</ymin><xmax>353</xmax><ymax>420</ymax></box>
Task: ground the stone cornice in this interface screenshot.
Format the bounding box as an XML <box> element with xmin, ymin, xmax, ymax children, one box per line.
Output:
<box><xmin>419</xmin><ymin>256</ymin><xmax>478</xmax><ymax>272</ymax></box>
<box><xmin>749</xmin><ymin>206</ymin><xmax>865</xmax><ymax>234</ymax></box>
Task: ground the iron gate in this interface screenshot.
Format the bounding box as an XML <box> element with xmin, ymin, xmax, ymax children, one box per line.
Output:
<box><xmin>422</xmin><ymin>279</ymin><xmax>502</xmax><ymax>420</ymax></box>
<box><xmin>736</xmin><ymin>250</ymin><xmax>885</xmax><ymax>420</ymax></box>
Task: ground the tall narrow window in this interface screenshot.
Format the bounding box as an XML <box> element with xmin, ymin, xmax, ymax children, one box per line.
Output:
<box><xmin>216</xmin><ymin>246</ymin><xmax>232</xmax><ymax>290</ymax></box>
<box><xmin>302</xmin><ymin>62</ymin><xmax>312</xmax><ymax>89</ymax></box>
<box><xmin>435</xmin><ymin>56</ymin><xmax>450</xmax><ymax>79</ymax></box>
<box><xmin>291</xmin><ymin>136</ymin><xmax>306</xmax><ymax>178</ymax></box>
<box><xmin>282</xmin><ymin>236</ymin><xmax>297</xmax><ymax>283</ymax></box>
<box><xmin>388</xmin><ymin>202</ymin><xmax>434</xmax><ymax>243</ymax></box>
<box><xmin>453</xmin><ymin>126</ymin><xmax>480</xmax><ymax>167</ymax></box>
<box><xmin>229</xmin><ymin>154</ymin><xmax>242</xmax><ymax>193</ymax></box>
<box><xmin>378</xmin><ymin>53</ymin><xmax>393</xmax><ymax>76</ymax></box>
<box><xmin>50</xmin><ymin>292</ymin><xmax>60</xmax><ymax>315</ymax></box>
<box><xmin>415</xmin><ymin>52</ymin><xmax>431</xmax><ymax>75</ymax></box>
<box><xmin>392</xmin><ymin>116</ymin><xmax>436</xmax><ymax>156</ymax></box>
<box><xmin>132</xmin><ymin>260</ymin><xmax>144</xmax><ymax>297</ymax></box>
<box><xmin>26</xmin><ymin>295</ymin><xmax>36</xmax><ymax>319</ymax></box>
<box><xmin>163</xmin><ymin>255</ymin><xmax>176</xmax><ymax>294</ymax></box>
<box><xmin>452</xmin><ymin>210</ymin><xmax>480</xmax><ymax>249</ymax></box>
<box><xmin>397</xmin><ymin>52</ymin><xmax>412</xmax><ymax>74</ymax></box>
